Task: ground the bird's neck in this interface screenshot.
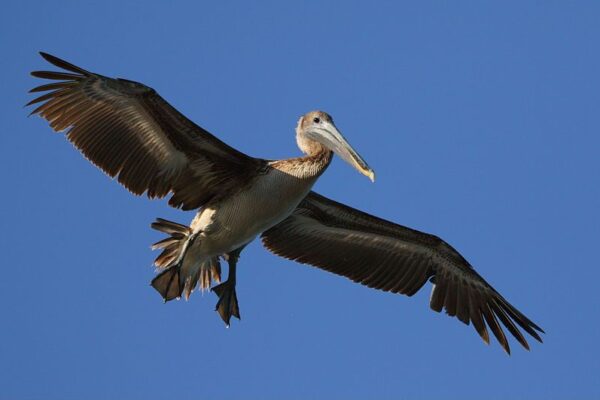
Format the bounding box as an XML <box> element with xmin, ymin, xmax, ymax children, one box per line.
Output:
<box><xmin>270</xmin><ymin>148</ymin><xmax>332</xmax><ymax>180</ymax></box>
<box><xmin>301</xmin><ymin>149</ymin><xmax>333</xmax><ymax>179</ymax></box>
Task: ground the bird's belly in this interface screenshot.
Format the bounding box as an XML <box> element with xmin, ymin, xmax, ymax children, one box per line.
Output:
<box><xmin>192</xmin><ymin>170</ymin><xmax>317</xmax><ymax>255</ymax></box>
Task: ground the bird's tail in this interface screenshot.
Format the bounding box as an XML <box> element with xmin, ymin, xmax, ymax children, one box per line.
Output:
<box><xmin>150</xmin><ymin>218</ymin><xmax>221</xmax><ymax>301</ymax></box>
<box><xmin>151</xmin><ymin>218</ymin><xmax>191</xmax><ymax>268</ymax></box>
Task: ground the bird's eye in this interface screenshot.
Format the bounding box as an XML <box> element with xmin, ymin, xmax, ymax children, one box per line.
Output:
<box><xmin>313</xmin><ymin>117</ymin><xmax>321</xmax><ymax>123</ymax></box>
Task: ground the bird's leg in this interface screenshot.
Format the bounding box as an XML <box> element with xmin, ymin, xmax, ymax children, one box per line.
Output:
<box><xmin>212</xmin><ymin>246</ymin><xmax>245</xmax><ymax>327</ymax></box>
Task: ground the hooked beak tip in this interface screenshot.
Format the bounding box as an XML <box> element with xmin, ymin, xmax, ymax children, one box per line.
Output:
<box><xmin>367</xmin><ymin>170</ymin><xmax>375</xmax><ymax>183</ymax></box>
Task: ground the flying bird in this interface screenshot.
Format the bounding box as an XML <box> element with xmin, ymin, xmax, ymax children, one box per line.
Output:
<box><xmin>28</xmin><ymin>52</ymin><xmax>543</xmax><ymax>353</ymax></box>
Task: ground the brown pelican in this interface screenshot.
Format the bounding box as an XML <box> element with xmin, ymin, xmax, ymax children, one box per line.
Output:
<box><xmin>28</xmin><ymin>52</ymin><xmax>543</xmax><ymax>354</ymax></box>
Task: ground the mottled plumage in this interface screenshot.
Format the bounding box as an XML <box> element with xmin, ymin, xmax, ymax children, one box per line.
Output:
<box><xmin>29</xmin><ymin>52</ymin><xmax>543</xmax><ymax>353</ymax></box>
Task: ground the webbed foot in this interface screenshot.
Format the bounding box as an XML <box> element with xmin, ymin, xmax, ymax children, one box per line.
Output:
<box><xmin>212</xmin><ymin>279</ymin><xmax>240</xmax><ymax>326</ymax></box>
<box><xmin>150</xmin><ymin>265</ymin><xmax>182</xmax><ymax>302</ymax></box>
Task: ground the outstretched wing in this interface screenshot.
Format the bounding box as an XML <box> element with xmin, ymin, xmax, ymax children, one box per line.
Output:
<box><xmin>261</xmin><ymin>191</ymin><xmax>544</xmax><ymax>354</ymax></box>
<box><xmin>28</xmin><ymin>52</ymin><xmax>265</xmax><ymax>210</ymax></box>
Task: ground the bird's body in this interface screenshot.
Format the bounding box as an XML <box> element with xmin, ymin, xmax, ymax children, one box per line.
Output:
<box><xmin>28</xmin><ymin>52</ymin><xmax>544</xmax><ymax>354</ymax></box>
<box><xmin>181</xmin><ymin>151</ymin><xmax>331</xmax><ymax>285</ymax></box>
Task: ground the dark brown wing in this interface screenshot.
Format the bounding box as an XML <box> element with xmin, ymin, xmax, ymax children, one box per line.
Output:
<box><xmin>28</xmin><ymin>52</ymin><xmax>265</xmax><ymax>210</ymax></box>
<box><xmin>261</xmin><ymin>191</ymin><xmax>544</xmax><ymax>354</ymax></box>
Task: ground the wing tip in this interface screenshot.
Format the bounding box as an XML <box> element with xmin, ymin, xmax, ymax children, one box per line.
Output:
<box><xmin>36</xmin><ymin>51</ymin><xmax>90</xmax><ymax>76</ymax></box>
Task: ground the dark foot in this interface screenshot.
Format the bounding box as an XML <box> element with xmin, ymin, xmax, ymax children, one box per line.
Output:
<box><xmin>212</xmin><ymin>280</ymin><xmax>240</xmax><ymax>326</ymax></box>
<box><xmin>150</xmin><ymin>265</ymin><xmax>182</xmax><ymax>302</ymax></box>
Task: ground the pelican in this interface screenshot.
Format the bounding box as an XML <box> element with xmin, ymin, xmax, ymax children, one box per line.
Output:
<box><xmin>28</xmin><ymin>52</ymin><xmax>543</xmax><ymax>353</ymax></box>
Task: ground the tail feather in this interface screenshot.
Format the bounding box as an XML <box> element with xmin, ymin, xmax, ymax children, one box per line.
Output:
<box><xmin>200</xmin><ymin>257</ymin><xmax>222</xmax><ymax>291</ymax></box>
<box><xmin>183</xmin><ymin>270</ymin><xmax>200</xmax><ymax>301</ymax></box>
<box><xmin>151</xmin><ymin>218</ymin><xmax>191</xmax><ymax>269</ymax></box>
<box><xmin>182</xmin><ymin>257</ymin><xmax>222</xmax><ymax>299</ymax></box>
<box><xmin>151</xmin><ymin>236</ymin><xmax>180</xmax><ymax>250</ymax></box>
<box><xmin>151</xmin><ymin>218</ymin><xmax>190</xmax><ymax>236</ymax></box>
<box><xmin>153</xmin><ymin>245</ymin><xmax>181</xmax><ymax>268</ymax></box>
<box><xmin>150</xmin><ymin>217</ymin><xmax>222</xmax><ymax>301</ymax></box>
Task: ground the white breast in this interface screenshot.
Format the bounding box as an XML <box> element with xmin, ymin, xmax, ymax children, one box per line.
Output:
<box><xmin>191</xmin><ymin>168</ymin><xmax>318</xmax><ymax>256</ymax></box>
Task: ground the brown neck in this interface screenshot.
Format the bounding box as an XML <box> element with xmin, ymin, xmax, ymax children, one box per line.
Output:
<box><xmin>302</xmin><ymin>149</ymin><xmax>333</xmax><ymax>178</ymax></box>
<box><xmin>270</xmin><ymin>148</ymin><xmax>333</xmax><ymax>180</ymax></box>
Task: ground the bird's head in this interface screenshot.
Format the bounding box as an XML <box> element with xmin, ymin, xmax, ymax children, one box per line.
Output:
<box><xmin>296</xmin><ymin>110</ymin><xmax>375</xmax><ymax>182</ymax></box>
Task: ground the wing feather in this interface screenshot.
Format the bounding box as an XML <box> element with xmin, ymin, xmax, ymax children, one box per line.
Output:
<box><xmin>28</xmin><ymin>52</ymin><xmax>265</xmax><ymax>210</ymax></box>
<box><xmin>262</xmin><ymin>191</ymin><xmax>544</xmax><ymax>353</ymax></box>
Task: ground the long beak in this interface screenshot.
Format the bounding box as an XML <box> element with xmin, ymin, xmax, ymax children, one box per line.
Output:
<box><xmin>309</xmin><ymin>123</ymin><xmax>375</xmax><ymax>182</ymax></box>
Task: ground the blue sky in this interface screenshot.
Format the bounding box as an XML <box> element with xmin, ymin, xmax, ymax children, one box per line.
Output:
<box><xmin>1</xmin><ymin>1</ymin><xmax>599</xmax><ymax>398</ymax></box>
